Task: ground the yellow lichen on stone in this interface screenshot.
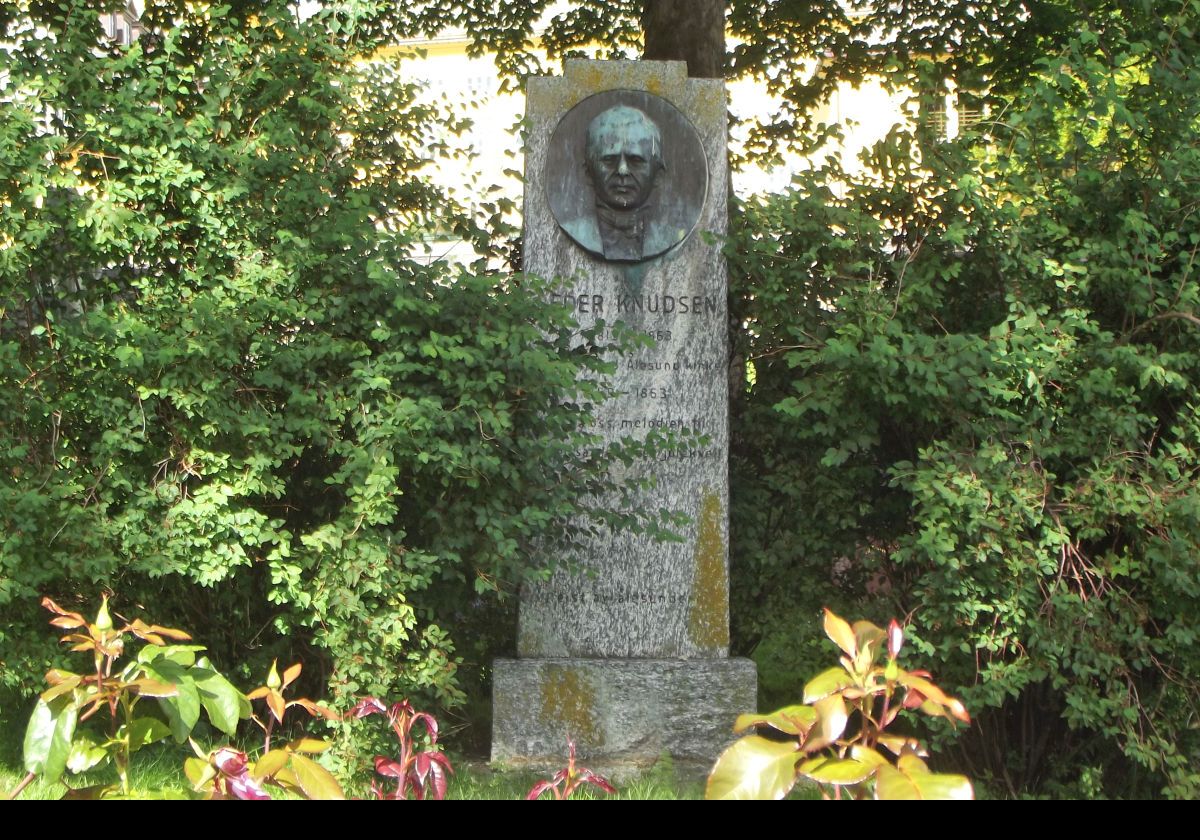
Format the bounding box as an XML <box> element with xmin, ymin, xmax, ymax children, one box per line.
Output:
<box><xmin>540</xmin><ymin>665</ymin><xmax>602</xmax><ymax>745</ymax></box>
<box><xmin>688</xmin><ymin>490</ymin><xmax>730</xmax><ymax>650</ymax></box>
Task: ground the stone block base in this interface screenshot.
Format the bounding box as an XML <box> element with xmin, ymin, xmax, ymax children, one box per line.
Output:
<box><xmin>491</xmin><ymin>657</ymin><xmax>756</xmax><ymax>774</ymax></box>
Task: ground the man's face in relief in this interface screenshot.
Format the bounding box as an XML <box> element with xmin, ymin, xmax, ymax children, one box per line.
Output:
<box><xmin>585</xmin><ymin>107</ymin><xmax>664</xmax><ymax>211</ymax></box>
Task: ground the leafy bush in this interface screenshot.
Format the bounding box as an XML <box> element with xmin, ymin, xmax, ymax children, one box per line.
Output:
<box><xmin>0</xmin><ymin>4</ymin><xmax>638</xmax><ymax>721</ymax></box>
<box><xmin>708</xmin><ymin>610</ymin><xmax>972</xmax><ymax>800</ymax></box>
<box><xmin>729</xmin><ymin>8</ymin><xmax>1200</xmax><ymax>798</ymax></box>
<box><xmin>20</xmin><ymin>595</ymin><xmax>246</xmax><ymax>798</ymax></box>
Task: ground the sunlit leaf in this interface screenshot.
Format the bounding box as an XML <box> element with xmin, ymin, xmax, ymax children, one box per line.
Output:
<box><xmin>804</xmin><ymin>694</ymin><xmax>848</xmax><ymax>752</ymax></box>
<box><xmin>734</xmin><ymin>704</ymin><xmax>816</xmax><ymax>736</ymax></box>
<box><xmin>797</xmin><ymin>755</ymin><xmax>876</xmax><ymax>785</ymax></box>
<box><xmin>705</xmin><ymin>735</ymin><xmax>799</xmax><ymax>800</ymax></box>
<box><xmin>253</xmin><ymin>749</ymin><xmax>291</xmax><ymax>780</ymax></box>
<box><xmin>803</xmin><ymin>666</ymin><xmax>854</xmax><ymax>703</ymax></box>
<box><xmin>286</xmin><ymin>737</ymin><xmax>330</xmax><ymax>754</ymax></box>
<box><xmin>289</xmin><ymin>753</ymin><xmax>346</xmax><ymax>800</ymax></box>
<box><xmin>23</xmin><ymin>695</ymin><xmax>78</xmax><ymax>781</ymax></box>
<box><xmin>823</xmin><ymin>608</ymin><xmax>857</xmax><ymax>657</ymax></box>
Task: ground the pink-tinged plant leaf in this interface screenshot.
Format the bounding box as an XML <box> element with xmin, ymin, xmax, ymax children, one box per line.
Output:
<box><xmin>62</xmin><ymin>784</ymin><xmax>115</xmax><ymax>800</ymax></box>
<box><xmin>797</xmin><ymin>755</ymin><xmax>877</xmax><ymax>786</ymax></box>
<box><xmin>823</xmin><ymin>609</ymin><xmax>857</xmax><ymax>657</ymax></box>
<box><xmin>265</xmin><ymin>689</ymin><xmax>286</xmax><ymax>724</ymax></box>
<box><xmin>48</xmin><ymin>616</ymin><xmax>87</xmax><ymax>630</ymax></box>
<box><xmin>127</xmin><ymin>678</ymin><xmax>178</xmax><ymax>697</ymax></box>
<box><xmin>414</xmin><ymin>751</ymin><xmax>432</xmax><ymax>780</ymax></box>
<box><xmin>44</xmin><ymin>668</ymin><xmax>80</xmax><ymax>685</ymax></box>
<box><xmin>803</xmin><ymin>666</ymin><xmax>854</xmax><ymax>703</ymax></box>
<box><xmin>903</xmin><ymin>687</ymin><xmax>927</xmax><ymax>710</ymax></box>
<box><xmin>803</xmin><ymin>694</ymin><xmax>849</xmax><ymax>753</ymax></box>
<box><xmin>245</xmin><ymin>687</ymin><xmax>270</xmax><ymax>700</ymax></box>
<box><xmin>42</xmin><ymin>597</ymin><xmax>86</xmax><ymax>626</ymax></box>
<box><xmin>705</xmin><ymin>735</ymin><xmax>800</xmax><ymax>800</ymax></box>
<box><xmin>289</xmin><ymin>698</ymin><xmax>340</xmax><ymax>720</ymax></box>
<box><xmin>411</xmin><ymin>711</ymin><xmax>439</xmax><ymax>744</ymax></box>
<box><xmin>897</xmin><ymin>672</ymin><xmax>952</xmax><ymax>706</ymax></box>
<box><xmin>281</xmin><ymin>662</ymin><xmax>302</xmax><ymax>689</ymax></box>
<box><xmin>40</xmin><ymin>673</ymin><xmax>82</xmax><ymax>703</ymax></box>
<box><xmin>525</xmin><ymin>780</ymin><xmax>556</xmax><ymax>800</ymax></box>
<box><xmin>579</xmin><ymin>770</ymin><xmax>616</xmax><ymax>795</ymax></box>
<box><xmin>375</xmin><ymin>755</ymin><xmax>406</xmax><ymax>778</ymax></box>
<box><xmin>426</xmin><ymin>754</ymin><xmax>452</xmax><ymax>800</ymax></box>
<box><xmin>882</xmin><ymin>702</ymin><xmax>903</xmax><ymax>727</ymax></box>
<box><xmin>227</xmin><ymin>774</ymin><xmax>271</xmax><ymax>801</ymax></box>
<box><xmin>734</xmin><ymin>704</ymin><xmax>817</xmax><ymax>736</ymax></box>
<box><xmin>887</xmin><ymin>619</ymin><xmax>904</xmax><ymax>659</ymax></box>
<box><xmin>212</xmin><ymin>748</ymin><xmax>249</xmax><ymax>776</ymax></box>
<box><xmin>388</xmin><ymin>699</ymin><xmax>414</xmax><ymax>721</ymax></box>
<box><xmin>349</xmin><ymin>697</ymin><xmax>387</xmax><ymax>719</ymax></box>
<box><xmin>127</xmin><ymin>619</ymin><xmax>192</xmax><ymax>644</ymax></box>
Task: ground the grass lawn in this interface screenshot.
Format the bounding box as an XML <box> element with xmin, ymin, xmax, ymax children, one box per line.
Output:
<box><xmin>1</xmin><ymin>746</ymin><xmax>710</xmax><ymax>800</ymax></box>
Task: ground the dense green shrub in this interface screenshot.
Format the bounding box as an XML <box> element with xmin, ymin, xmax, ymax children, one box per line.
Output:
<box><xmin>0</xmin><ymin>4</ymin><xmax>637</xmax><ymax>721</ymax></box>
<box><xmin>729</xmin><ymin>5</ymin><xmax>1200</xmax><ymax>798</ymax></box>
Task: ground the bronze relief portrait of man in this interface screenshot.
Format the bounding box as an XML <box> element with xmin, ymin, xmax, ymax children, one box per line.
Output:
<box><xmin>545</xmin><ymin>90</ymin><xmax>708</xmax><ymax>264</ymax></box>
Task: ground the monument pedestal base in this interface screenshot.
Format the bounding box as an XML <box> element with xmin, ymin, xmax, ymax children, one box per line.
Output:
<box><xmin>491</xmin><ymin>657</ymin><xmax>756</xmax><ymax>773</ymax></box>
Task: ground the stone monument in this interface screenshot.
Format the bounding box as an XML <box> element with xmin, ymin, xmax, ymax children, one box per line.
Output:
<box><xmin>492</xmin><ymin>60</ymin><xmax>756</xmax><ymax>772</ymax></box>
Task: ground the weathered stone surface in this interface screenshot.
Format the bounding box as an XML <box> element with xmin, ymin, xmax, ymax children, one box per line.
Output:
<box><xmin>493</xmin><ymin>59</ymin><xmax>755</xmax><ymax>771</ymax></box>
<box><xmin>520</xmin><ymin>60</ymin><xmax>731</xmax><ymax>660</ymax></box>
<box><xmin>492</xmin><ymin>658</ymin><xmax>757</xmax><ymax>772</ymax></box>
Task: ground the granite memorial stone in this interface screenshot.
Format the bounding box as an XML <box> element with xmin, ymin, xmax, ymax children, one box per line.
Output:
<box><xmin>492</xmin><ymin>60</ymin><xmax>756</xmax><ymax>772</ymax></box>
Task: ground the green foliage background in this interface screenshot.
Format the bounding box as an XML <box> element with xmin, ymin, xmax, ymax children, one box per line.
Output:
<box><xmin>0</xmin><ymin>2</ymin><xmax>638</xmax><ymax>748</ymax></box>
<box><xmin>728</xmin><ymin>0</ymin><xmax>1200</xmax><ymax>799</ymax></box>
<box><xmin>4</xmin><ymin>0</ymin><xmax>1200</xmax><ymax>800</ymax></box>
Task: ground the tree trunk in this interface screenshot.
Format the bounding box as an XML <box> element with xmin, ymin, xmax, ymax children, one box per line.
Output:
<box><xmin>641</xmin><ymin>0</ymin><xmax>725</xmax><ymax>78</ymax></box>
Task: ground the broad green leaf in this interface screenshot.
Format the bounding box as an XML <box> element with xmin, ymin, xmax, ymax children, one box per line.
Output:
<box><xmin>67</xmin><ymin>736</ymin><xmax>109</xmax><ymax>774</ymax></box>
<box><xmin>124</xmin><ymin>717</ymin><xmax>171</xmax><ymax>751</ymax></box>
<box><xmin>23</xmin><ymin>695</ymin><xmax>78</xmax><ymax>781</ymax></box>
<box><xmin>850</xmin><ymin>745</ymin><xmax>889</xmax><ymax>768</ymax></box>
<box><xmin>797</xmin><ymin>755</ymin><xmax>876</xmax><ymax>785</ymax></box>
<box><xmin>705</xmin><ymin>735</ymin><xmax>799</xmax><ymax>800</ymax></box>
<box><xmin>138</xmin><ymin>645</ymin><xmax>206</xmax><ymax>667</ymax></box>
<box><xmin>193</xmin><ymin>667</ymin><xmax>249</xmax><ymax>736</ymax></box>
<box><xmin>160</xmin><ymin>679</ymin><xmax>202</xmax><ymax>743</ymax></box>
<box><xmin>184</xmin><ymin>757</ymin><xmax>216</xmax><ymax>789</ymax></box>
<box><xmin>286</xmin><ymin>753</ymin><xmax>346</xmax><ymax>800</ymax></box>
<box><xmin>253</xmin><ymin>749</ymin><xmax>291</xmax><ymax>780</ymax></box>
<box><xmin>897</xmin><ymin>753</ymin><xmax>930</xmax><ymax>774</ymax></box>
<box><xmin>803</xmin><ymin>666</ymin><xmax>854</xmax><ymax>702</ymax></box>
<box><xmin>876</xmin><ymin>760</ymin><xmax>974</xmax><ymax>800</ymax></box>
<box><xmin>734</xmin><ymin>704</ymin><xmax>816</xmax><ymax>736</ymax></box>
<box><xmin>823</xmin><ymin>609</ymin><xmax>857</xmax><ymax>657</ymax></box>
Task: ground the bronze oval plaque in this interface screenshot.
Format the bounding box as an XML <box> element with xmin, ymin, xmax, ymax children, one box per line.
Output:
<box><xmin>545</xmin><ymin>89</ymin><xmax>708</xmax><ymax>264</ymax></box>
